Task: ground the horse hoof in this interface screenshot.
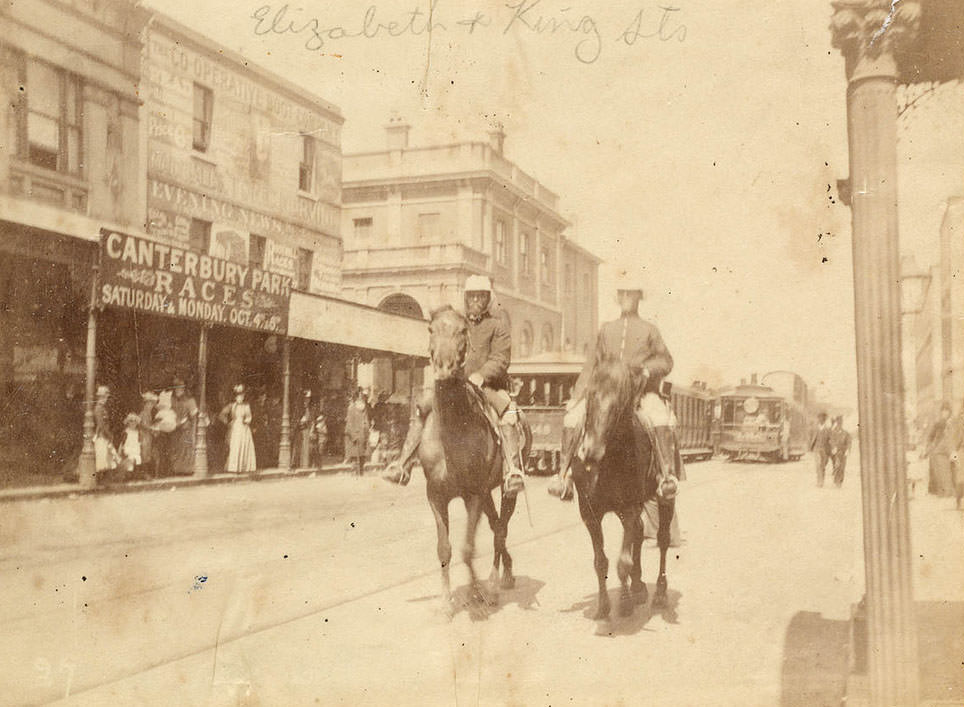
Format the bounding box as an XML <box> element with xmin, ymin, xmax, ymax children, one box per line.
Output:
<box><xmin>632</xmin><ymin>582</ymin><xmax>648</xmax><ymax>604</ymax></box>
<box><xmin>593</xmin><ymin>603</ymin><xmax>611</xmax><ymax>621</ymax></box>
<box><xmin>500</xmin><ymin>574</ymin><xmax>516</xmax><ymax>590</ymax></box>
<box><xmin>652</xmin><ymin>590</ymin><xmax>667</xmax><ymax>608</ymax></box>
<box><xmin>619</xmin><ymin>595</ymin><xmax>634</xmax><ymax>617</ymax></box>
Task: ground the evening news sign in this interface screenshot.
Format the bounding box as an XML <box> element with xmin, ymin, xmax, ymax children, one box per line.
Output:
<box><xmin>99</xmin><ymin>229</ymin><xmax>291</xmax><ymax>334</ymax></box>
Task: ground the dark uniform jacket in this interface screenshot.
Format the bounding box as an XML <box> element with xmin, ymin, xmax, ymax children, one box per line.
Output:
<box><xmin>462</xmin><ymin>310</ymin><xmax>512</xmax><ymax>392</ymax></box>
<box><xmin>571</xmin><ymin>313</ymin><xmax>673</xmax><ymax>401</ymax></box>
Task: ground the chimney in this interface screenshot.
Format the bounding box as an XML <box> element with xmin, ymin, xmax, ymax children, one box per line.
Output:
<box><xmin>487</xmin><ymin>122</ymin><xmax>506</xmax><ymax>155</ymax></box>
<box><xmin>385</xmin><ymin>115</ymin><xmax>410</xmax><ymax>150</ymax></box>
<box><xmin>740</xmin><ymin>378</ymin><xmax>747</xmax><ymax>386</ymax></box>
<box><xmin>750</xmin><ymin>373</ymin><xmax>758</xmax><ymax>385</ymax></box>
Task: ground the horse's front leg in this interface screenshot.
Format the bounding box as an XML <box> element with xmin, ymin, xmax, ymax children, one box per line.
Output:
<box><xmin>653</xmin><ymin>499</ymin><xmax>674</xmax><ymax>607</ymax></box>
<box><xmin>462</xmin><ymin>494</ymin><xmax>491</xmax><ymax>605</ymax></box>
<box><xmin>497</xmin><ymin>489</ymin><xmax>518</xmax><ymax>589</ymax></box>
<box><xmin>616</xmin><ymin>510</ymin><xmax>640</xmax><ymax>617</ymax></box>
<box><xmin>429</xmin><ymin>496</ymin><xmax>454</xmax><ymax>617</ymax></box>
<box><xmin>582</xmin><ymin>514</ymin><xmax>610</xmax><ymax>620</ymax></box>
<box><xmin>481</xmin><ymin>492</ymin><xmax>503</xmax><ymax>596</ymax></box>
<box><xmin>630</xmin><ymin>509</ymin><xmax>647</xmax><ymax>604</ymax></box>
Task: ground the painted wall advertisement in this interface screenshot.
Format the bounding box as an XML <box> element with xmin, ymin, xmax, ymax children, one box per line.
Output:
<box><xmin>99</xmin><ymin>229</ymin><xmax>291</xmax><ymax>334</ymax></box>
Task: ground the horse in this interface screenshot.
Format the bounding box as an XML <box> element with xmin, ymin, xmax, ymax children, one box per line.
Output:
<box><xmin>570</xmin><ymin>357</ymin><xmax>676</xmax><ymax>620</ymax></box>
<box><xmin>420</xmin><ymin>306</ymin><xmax>531</xmax><ymax>616</ymax></box>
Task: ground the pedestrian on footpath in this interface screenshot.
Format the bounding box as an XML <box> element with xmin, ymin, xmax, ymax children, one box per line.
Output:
<box><xmin>829</xmin><ymin>415</ymin><xmax>851</xmax><ymax>487</ymax></box>
<box><xmin>219</xmin><ymin>384</ymin><xmax>257</xmax><ymax>474</ymax></box>
<box><xmin>923</xmin><ymin>403</ymin><xmax>954</xmax><ymax>497</ymax></box>
<box><xmin>344</xmin><ymin>389</ymin><xmax>369</xmax><ymax>475</ymax></box>
<box><xmin>138</xmin><ymin>392</ymin><xmax>158</xmax><ymax>478</ymax></box>
<box><xmin>810</xmin><ymin>412</ymin><xmax>832</xmax><ymax>487</ymax></box>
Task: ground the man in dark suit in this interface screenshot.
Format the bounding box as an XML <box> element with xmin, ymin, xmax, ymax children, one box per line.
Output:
<box><xmin>829</xmin><ymin>415</ymin><xmax>851</xmax><ymax>487</ymax></box>
<box><xmin>810</xmin><ymin>412</ymin><xmax>832</xmax><ymax>487</ymax></box>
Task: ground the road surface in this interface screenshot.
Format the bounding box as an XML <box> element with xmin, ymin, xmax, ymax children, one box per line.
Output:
<box><xmin>1</xmin><ymin>457</ymin><xmax>868</xmax><ymax>706</ymax></box>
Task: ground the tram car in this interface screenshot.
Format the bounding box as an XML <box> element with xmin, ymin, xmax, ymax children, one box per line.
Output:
<box><xmin>667</xmin><ymin>381</ymin><xmax>715</xmax><ymax>462</ymax></box>
<box><xmin>717</xmin><ymin>371</ymin><xmax>811</xmax><ymax>462</ymax></box>
<box><xmin>510</xmin><ymin>353</ymin><xmax>718</xmax><ymax>473</ymax></box>
<box><xmin>509</xmin><ymin>353</ymin><xmax>584</xmax><ymax>476</ymax></box>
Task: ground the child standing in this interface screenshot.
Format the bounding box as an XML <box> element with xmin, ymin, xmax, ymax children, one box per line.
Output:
<box><xmin>120</xmin><ymin>413</ymin><xmax>143</xmax><ymax>479</ymax></box>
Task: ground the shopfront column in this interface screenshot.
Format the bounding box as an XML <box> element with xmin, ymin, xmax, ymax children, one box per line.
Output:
<box><xmin>830</xmin><ymin>2</ymin><xmax>921</xmax><ymax>704</ymax></box>
<box><xmin>278</xmin><ymin>336</ymin><xmax>292</xmax><ymax>469</ymax></box>
<box><xmin>193</xmin><ymin>324</ymin><xmax>210</xmax><ymax>478</ymax></box>
<box><xmin>79</xmin><ymin>263</ymin><xmax>99</xmax><ymax>488</ymax></box>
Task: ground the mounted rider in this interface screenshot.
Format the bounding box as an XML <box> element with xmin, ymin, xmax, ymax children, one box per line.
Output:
<box><xmin>382</xmin><ymin>275</ymin><xmax>526</xmax><ymax>495</ymax></box>
<box><xmin>560</xmin><ymin>273</ymin><xmax>682</xmax><ymax>498</ymax></box>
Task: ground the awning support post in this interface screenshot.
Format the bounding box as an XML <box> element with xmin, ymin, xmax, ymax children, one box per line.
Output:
<box><xmin>193</xmin><ymin>324</ymin><xmax>209</xmax><ymax>478</ymax></box>
<box><xmin>278</xmin><ymin>336</ymin><xmax>292</xmax><ymax>469</ymax></box>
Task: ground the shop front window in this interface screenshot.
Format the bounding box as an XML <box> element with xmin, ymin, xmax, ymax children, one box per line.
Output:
<box><xmin>249</xmin><ymin>234</ymin><xmax>266</xmax><ymax>269</ymax></box>
<box><xmin>19</xmin><ymin>57</ymin><xmax>83</xmax><ymax>174</ymax></box>
<box><xmin>190</xmin><ymin>219</ymin><xmax>211</xmax><ymax>253</ymax></box>
<box><xmin>192</xmin><ymin>83</ymin><xmax>213</xmax><ymax>152</ymax></box>
<box><xmin>299</xmin><ymin>134</ymin><xmax>315</xmax><ymax>192</ymax></box>
<box><xmin>297</xmin><ymin>248</ymin><xmax>313</xmax><ymax>290</ymax></box>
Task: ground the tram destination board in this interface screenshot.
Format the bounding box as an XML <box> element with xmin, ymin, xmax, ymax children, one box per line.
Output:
<box><xmin>98</xmin><ymin>229</ymin><xmax>291</xmax><ymax>334</ymax></box>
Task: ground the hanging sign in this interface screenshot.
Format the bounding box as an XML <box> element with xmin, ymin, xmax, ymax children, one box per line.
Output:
<box><xmin>98</xmin><ymin>229</ymin><xmax>291</xmax><ymax>334</ymax></box>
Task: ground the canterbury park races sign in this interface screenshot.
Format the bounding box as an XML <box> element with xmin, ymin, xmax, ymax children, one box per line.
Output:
<box><xmin>99</xmin><ymin>229</ymin><xmax>291</xmax><ymax>334</ymax></box>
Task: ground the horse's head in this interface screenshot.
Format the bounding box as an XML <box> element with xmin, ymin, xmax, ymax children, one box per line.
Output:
<box><xmin>579</xmin><ymin>357</ymin><xmax>636</xmax><ymax>467</ymax></box>
<box><xmin>428</xmin><ymin>306</ymin><xmax>468</xmax><ymax>381</ymax></box>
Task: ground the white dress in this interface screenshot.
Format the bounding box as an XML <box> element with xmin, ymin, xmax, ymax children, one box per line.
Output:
<box><xmin>224</xmin><ymin>402</ymin><xmax>257</xmax><ymax>473</ymax></box>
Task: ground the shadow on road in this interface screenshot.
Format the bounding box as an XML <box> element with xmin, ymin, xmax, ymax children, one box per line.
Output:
<box><xmin>407</xmin><ymin>574</ymin><xmax>547</xmax><ymax>622</ymax></box>
<box><xmin>779</xmin><ymin>611</ymin><xmax>850</xmax><ymax>707</ymax></box>
<box><xmin>560</xmin><ymin>587</ymin><xmax>683</xmax><ymax>636</ymax></box>
<box><xmin>780</xmin><ymin>602</ymin><xmax>964</xmax><ymax>706</ymax></box>
<box><xmin>916</xmin><ymin>600</ymin><xmax>964</xmax><ymax>704</ymax></box>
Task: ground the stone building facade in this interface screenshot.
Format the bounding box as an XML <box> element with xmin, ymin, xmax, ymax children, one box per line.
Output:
<box><xmin>340</xmin><ymin>120</ymin><xmax>600</xmax><ymax>395</ymax></box>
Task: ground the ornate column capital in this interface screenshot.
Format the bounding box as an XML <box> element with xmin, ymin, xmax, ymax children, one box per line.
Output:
<box><xmin>831</xmin><ymin>0</ymin><xmax>921</xmax><ymax>79</ymax></box>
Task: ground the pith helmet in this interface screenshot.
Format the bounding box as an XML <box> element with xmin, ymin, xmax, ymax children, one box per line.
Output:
<box><xmin>613</xmin><ymin>269</ymin><xmax>643</xmax><ymax>296</ymax></box>
<box><xmin>465</xmin><ymin>275</ymin><xmax>493</xmax><ymax>293</ymax></box>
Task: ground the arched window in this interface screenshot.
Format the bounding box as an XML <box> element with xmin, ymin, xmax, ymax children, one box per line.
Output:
<box><xmin>540</xmin><ymin>323</ymin><xmax>553</xmax><ymax>353</ymax></box>
<box><xmin>377</xmin><ymin>293</ymin><xmax>424</xmax><ymax>320</ymax></box>
<box><xmin>519</xmin><ymin>322</ymin><xmax>534</xmax><ymax>358</ymax></box>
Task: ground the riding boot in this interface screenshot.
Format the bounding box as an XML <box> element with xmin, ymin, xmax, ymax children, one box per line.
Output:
<box><xmin>382</xmin><ymin>414</ymin><xmax>423</xmax><ymax>486</ymax></box>
<box><xmin>652</xmin><ymin>425</ymin><xmax>680</xmax><ymax>502</ymax></box>
<box><xmin>499</xmin><ymin>421</ymin><xmax>525</xmax><ymax>496</ymax></box>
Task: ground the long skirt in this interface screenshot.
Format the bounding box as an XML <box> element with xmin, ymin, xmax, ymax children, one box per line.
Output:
<box><xmin>171</xmin><ymin>425</ymin><xmax>195</xmax><ymax>476</ymax></box>
<box><xmin>226</xmin><ymin>422</ymin><xmax>257</xmax><ymax>473</ymax></box>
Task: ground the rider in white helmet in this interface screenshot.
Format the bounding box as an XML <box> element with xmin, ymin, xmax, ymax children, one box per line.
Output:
<box><xmin>383</xmin><ymin>275</ymin><xmax>526</xmax><ymax>494</ymax></box>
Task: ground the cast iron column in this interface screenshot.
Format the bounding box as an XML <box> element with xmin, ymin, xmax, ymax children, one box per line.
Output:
<box><xmin>193</xmin><ymin>324</ymin><xmax>209</xmax><ymax>477</ymax></box>
<box><xmin>78</xmin><ymin>263</ymin><xmax>99</xmax><ymax>488</ymax></box>
<box><xmin>278</xmin><ymin>336</ymin><xmax>292</xmax><ymax>469</ymax></box>
<box><xmin>831</xmin><ymin>2</ymin><xmax>920</xmax><ymax>704</ymax></box>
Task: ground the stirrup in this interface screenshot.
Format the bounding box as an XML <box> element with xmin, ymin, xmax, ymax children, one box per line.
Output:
<box><xmin>503</xmin><ymin>468</ymin><xmax>525</xmax><ymax>495</ymax></box>
<box><xmin>381</xmin><ymin>462</ymin><xmax>411</xmax><ymax>486</ymax></box>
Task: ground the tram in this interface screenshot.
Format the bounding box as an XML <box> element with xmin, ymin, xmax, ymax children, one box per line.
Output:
<box><xmin>510</xmin><ymin>353</ymin><xmax>718</xmax><ymax>474</ymax></box>
<box><xmin>509</xmin><ymin>353</ymin><xmax>584</xmax><ymax>475</ymax></box>
<box><xmin>717</xmin><ymin>371</ymin><xmax>812</xmax><ymax>462</ymax></box>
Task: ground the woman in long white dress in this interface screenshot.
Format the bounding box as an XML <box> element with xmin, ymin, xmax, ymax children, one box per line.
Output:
<box><xmin>219</xmin><ymin>384</ymin><xmax>257</xmax><ymax>473</ymax></box>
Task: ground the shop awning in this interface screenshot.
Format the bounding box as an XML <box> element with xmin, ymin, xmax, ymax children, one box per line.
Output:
<box><xmin>288</xmin><ymin>292</ymin><xmax>428</xmax><ymax>358</ymax></box>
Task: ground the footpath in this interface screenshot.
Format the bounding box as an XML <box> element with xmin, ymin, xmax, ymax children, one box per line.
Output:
<box><xmin>844</xmin><ymin>456</ymin><xmax>964</xmax><ymax>706</ymax></box>
<box><xmin>0</xmin><ymin>460</ymin><xmax>388</xmax><ymax>504</ymax></box>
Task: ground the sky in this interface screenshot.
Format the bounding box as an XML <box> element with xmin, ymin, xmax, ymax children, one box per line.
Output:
<box><xmin>145</xmin><ymin>0</ymin><xmax>964</xmax><ymax>409</ymax></box>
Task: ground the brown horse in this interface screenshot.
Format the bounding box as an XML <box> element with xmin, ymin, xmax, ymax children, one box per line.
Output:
<box><xmin>421</xmin><ymin>307</ymin><xmax>531</xmax><ymax>615</ymax></box>
<box><xmin>571</xmin><ymin>357</ymin><xmax>676</xmax><ymax>620</ymax></box>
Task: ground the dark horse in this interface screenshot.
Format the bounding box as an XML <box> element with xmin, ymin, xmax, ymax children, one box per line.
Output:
<box><xmin>421</xmin><ymin>307</ymin><xmax>531</xmax><ymax>616</ymax></box>
<box><xmin>571</xmin><ymin>357</ymin><xmax>676</xmax><ymax>620</ymax></box>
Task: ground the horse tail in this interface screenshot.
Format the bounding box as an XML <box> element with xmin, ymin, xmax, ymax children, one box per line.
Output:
<box><xmin>517</xmin><ymin>409</ymin><xmax>533</xmax><ymax>473</ymax></box>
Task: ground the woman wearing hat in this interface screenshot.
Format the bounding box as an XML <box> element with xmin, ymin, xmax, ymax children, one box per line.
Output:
<box><xmin>219</xmin><ymin>384</ymin><xmax>257</xmax><ymax>473</ymax></box>
<box><xmin>93</xmin><ymin>385</ymin><xmax>117</xmax><ymax>476</ymax></box>
<box><xmin>138</xmin><ymin>392</ymin><xmax>158</xmax><ymax>478</ymax></box>
<box><xmin>171</xmin><ymin>378</ymin><xmax>198</xmax><ymax>476</ymax></box>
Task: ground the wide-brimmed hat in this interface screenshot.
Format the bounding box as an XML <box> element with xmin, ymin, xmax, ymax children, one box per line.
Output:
<box><xmin>233</xmin><ymin>384</ymin><xmax>245</xmax><ymax>394</ymax></box>
<box><xmin>303</xmin><ymin>389</ymin><xmax>312</xmax><ymax>398</ymax></box>
<box><xmin>96</xmin><ymin>385</ymin><xmax>110</xmax><ymax>398</ymax></box>
<box><xmin>173</xmin><ymin>377</ymin><xmax>186</xmax><ymax>388</ymax></box>
<box><xmin>124</xmin><ymin>412</ymin><xmax>141</xmax><ymax>426</ymax></box>
<box><xmin>141</xmin><ymin>391</ymin><xmax>159</xmax><ymax>402</ymax></box>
